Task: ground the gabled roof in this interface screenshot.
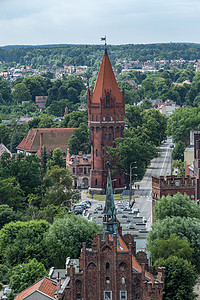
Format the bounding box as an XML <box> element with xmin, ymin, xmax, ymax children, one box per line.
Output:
<box><xmin>14</xmin><ymin>277</ymin><xmax>57</xmax><ymax>300</ymax></box>
<box><xmin>91</xmin><ymin>49</ymin><xmax>123</xmax><ymax>103</ymax></box>
<box><xmin>0</xmin><ymin>143</ymin><xmax>12</xmax><ymax>157</ymax></box>
<box><xmin>16</xmin><ymin>128</ymin><xmax>74</xmax><ymax>153</ymax></box>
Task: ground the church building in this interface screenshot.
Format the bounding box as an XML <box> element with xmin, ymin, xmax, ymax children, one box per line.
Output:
<box><xmin>59</xmin><ymin>169</ymin><xmax>165</xmax><ymax>300</ymax></box>
<box><xmin>88</xmin><ymin>48</ymin><xmax>125</xmax><ymax>194</ymax></box>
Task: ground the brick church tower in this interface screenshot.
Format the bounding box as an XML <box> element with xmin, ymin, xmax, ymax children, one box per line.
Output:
<box><xmin>88</xmin><ymin>48</ymin><xmax>125</xmax><ymax>194</ymax></box>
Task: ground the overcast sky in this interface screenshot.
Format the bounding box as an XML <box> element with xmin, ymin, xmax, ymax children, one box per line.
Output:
<box><xmin>0</xmin><ymin>0</ymin><xmax>200</xmax><ymax>46</ymax></box>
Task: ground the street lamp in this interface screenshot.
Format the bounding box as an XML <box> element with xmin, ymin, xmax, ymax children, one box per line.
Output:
<box><xmin>129</xmin><ymin>162</ymin><xmax>137</xmax><ymax>208</ymax></box>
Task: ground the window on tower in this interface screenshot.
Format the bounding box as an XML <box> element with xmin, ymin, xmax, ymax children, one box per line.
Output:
<box><xmin>92</xmin><ymin>114</ymin><xmax>94</xmax><ymax>121</ymax></box>
<box><xmin>96</xmin><ymin>115</ymin><xmax>98</xmax><ymax>121</ymax></box>
<box><xmin>105</xmin><ymin>133</ymin><xmax>107</xmax><ymax>140</ymax></box>
<box><xmin>106</xmin><ymin>94</ymin><xmax>110</xmax><ymax>106</ymax></box>
<box><xmin>109</xmin><ymin>133</ymin><xmax>111</xmax><ymax>140</ymax></box>
<box><xmin>95</xmin><ymin>178</ymin><xmax>98</xmax><ymax>186</ymax></box>
<box><xmin>111</xmin><ymin>115</ymin><xmax>113</xmax><ymax>121</ymax></box>
<box><xmin>107</xmin><ymin>114</ymin><xmax>109</xmax><ymax>121</ymax></box>
<box><xmin>103</xmin><ymin>116</ymin><xmax>105</xmax><ymax>121</ymax></box>
<box><xmin>96</xmin><ymin>149</ymin><xmax>98</xmax><ymax>156</ymax></box>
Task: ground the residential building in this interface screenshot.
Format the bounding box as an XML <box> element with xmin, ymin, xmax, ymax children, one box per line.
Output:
<box><xmin>16</xmin><ymin>128</ymin><xmax>74</xmax><ymax>157</ymax></box>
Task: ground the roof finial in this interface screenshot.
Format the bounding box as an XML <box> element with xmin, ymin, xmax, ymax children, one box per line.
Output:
<box><xmin>101</xmin><ymin>36</ymin><xmax>107</xmax><ymax>54</ymax></box>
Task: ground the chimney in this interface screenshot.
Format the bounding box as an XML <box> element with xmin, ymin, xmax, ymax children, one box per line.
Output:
<box><xmin>65</xmin><ymin>107</ymin><xmax>69</xmax><ymax>115</ymax></box>
<box><xmin>56</xmin><ymin>272</ymin><xmax>61</xmax><ymax>300</ymax></box>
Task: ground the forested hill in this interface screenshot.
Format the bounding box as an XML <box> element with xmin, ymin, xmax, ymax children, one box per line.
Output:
<box><xmin>1</xmin><ymin>43</ymin><xmax>200</xmax><ymax>67</ymax></box>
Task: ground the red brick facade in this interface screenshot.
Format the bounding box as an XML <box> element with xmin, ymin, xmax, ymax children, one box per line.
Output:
<box><xmin>152</xmin><ymin>175</ymin><xmax>195</xmax><ymax>221</ymax></box>
<box><xmin>194</xmin><ymin>133</ymin><xmax>200</xmax><ymax>201</ymax></box>
<box><xmin>88</xmin><ymin>49</ymin><xmax>125</xmax><ymax>194</ymax></box>
<box><xmin>61</xmin><ymin>231</ymin><xmax>164</xmax><ymax>300</ymax></box>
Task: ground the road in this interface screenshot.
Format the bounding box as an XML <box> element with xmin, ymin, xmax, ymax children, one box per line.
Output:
<box><xmin>134</xmin><ymin>137</ymin><xmax>173</xmax><ymax>231</ymax></box>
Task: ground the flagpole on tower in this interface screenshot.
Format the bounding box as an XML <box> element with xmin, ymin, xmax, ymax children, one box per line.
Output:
<box><xmin>101</xmin><ymin>36</ymin><xmax>107</xmax><ymax>53</ymax></box>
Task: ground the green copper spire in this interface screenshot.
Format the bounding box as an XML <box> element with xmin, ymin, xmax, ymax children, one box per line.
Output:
<box><xmin>103</xmin><ymin>167</ymin><xmax>119</xmax><ymax>240</ymax></box>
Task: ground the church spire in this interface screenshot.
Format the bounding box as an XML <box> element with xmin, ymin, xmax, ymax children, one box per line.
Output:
<box><xmin>103</xmin><ymin>164</ymin><xmax>119</xmax><ymax>240</ymax></box>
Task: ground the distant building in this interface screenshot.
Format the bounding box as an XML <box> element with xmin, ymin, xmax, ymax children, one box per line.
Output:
<box><xmin>152</xmin><ymin>175</ymin><xmax>195</xmax><ymax>221</ymax></box>
<box><xmin>35</xmin><ymin>96</ymin><xmax>48</xmax><ymax>110</ymax></box>
<box><xmin>66</xmin><ymin>151</ymin><xmax>91</xmax><ymax>189</ymax></box>
<box><xmin>16</xmin><ymin>128</ymin><xmax>74</xmax><ymax>157</ymax></box>
<box><xmin>0</xmin><ymin>143</ymin><xmax>12</xmax><ymax>157</ymax></box>
<box><xmin>158</xmin><ymin>99</ymin><xmax>180</xmax><ymax>116</ymax></box>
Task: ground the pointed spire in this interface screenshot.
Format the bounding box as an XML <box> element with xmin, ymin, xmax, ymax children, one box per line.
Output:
<box><xmin>91</xmin><ymin>49</ymin><xmax>123</xmax><ymax>104</ymax></box>
<box><xmin>103</xmin><ymin>165</ymin><xmax>119</xmax><ymax>240</ymax></box>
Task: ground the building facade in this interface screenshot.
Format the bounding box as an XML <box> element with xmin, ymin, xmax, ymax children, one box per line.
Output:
<box><xmin>152</xmin><ymin>175</ymin><xmax>195</xmax><ymax>220</ymax></box>
<box><xmin>88</xmin><ymin>49</ymin><xmax>125</xmax><ymax>194</ymax></box>
<box><xmin>59</xmin><ymin>170</ymin><xmax>165</xmax><ymax>300</ymax></box>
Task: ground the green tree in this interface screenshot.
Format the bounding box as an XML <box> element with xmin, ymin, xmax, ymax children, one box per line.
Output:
<box><xmin>12</xmin><ymin>83</ymin><xmax>31</xmax><ymax>104</ymax></box>
<box><xmin>171</xmin><ymin>159</ymin><xmax>185</xmax><ymax>176</ymax></box>
<box><xmin>0</xmin><ymin>220</ymin><xmax>50</xmax><ymax>267</ymax></box>
<box><xmin>172</xmin><ymin>140</ymin><xmax>186</xmax><ymax>161</ymax></box>
<box><xmin>147</xmin><ymin>216</ymin><xmax>200</xmax><ymax>270</ymax></box>
<box><xmin>0</xmin><ymin>205</ymin><xmax>19</xmax><ymax>229</ymax></box>
<box><xmin>9</xmin><ymin>258</ymin><xmax>47</xmax><ymax>295</ymax></box>
<box><xmin>154</xmin><ymin>256</ymin><xmax>197</xmax><ymax>300</ymax></box>
<box><xmin>147</xmin><ymin>234</ymin><xmax>193</xmax><ymax>262</ymax></box>
<box><xmin>0</xmin><ymin>123</ymin><xmax>10</xmax><ymax>147</ymax></box>
<box><xmin>68</xmin><ymin>123</ymin><xmax>90</xmax><ymax>155</ymax></box>
<box><xmin>154</xmin><ymin>193</ymin><xmax>200</xmax><ymax>221</ymax></box>
<box><xmin>10</xmin><ymin>129</ymin><xmax>21</xmax><ymax>153</ymax></box>
<box><xmin>43</xmin><ymin>166</ymin><xmax>76</xmax><ymax>207</ymax></box>
<box><xmin>0</xmin><ymin>177</ymin><xmax>25</xmax><ymax>211</ymax></box>
<box><xmin>59</xmin><ymin>110</ymin><xmax>88</xmax><ymax>128</ymax></box>
<box><xmin>47</xmin><ymin>147</ymin><xmax>65</xmax><ymax>169</ymax></box>
<box><xmin>44</xmin><ymin>214</ymin><xmax>100</xmax><ymax>268</ymax></box>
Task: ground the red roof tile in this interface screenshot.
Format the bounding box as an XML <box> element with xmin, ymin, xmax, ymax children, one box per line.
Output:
<box><xmin>15</xmin><ymin>277</ymin><xmax>57</xmax><ymax>300</ymax></box>
<box><xmin>16</xmin><ymin>128</ymin><xmax>74</xmax><ymax>153</ymax></box>
<box><xmin>91</xmin><ymin>51</ymin><xmax>123</xmax><ymax>103</ymax></box>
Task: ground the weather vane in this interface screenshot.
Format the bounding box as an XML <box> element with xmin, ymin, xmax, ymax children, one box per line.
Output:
<box><xmin>101</xmin><ymin>36</ymin><xmax>107</xmax><ymax>47</ymax></box>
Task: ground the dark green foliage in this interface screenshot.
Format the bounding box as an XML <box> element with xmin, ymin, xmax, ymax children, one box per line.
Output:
<box><xmin>0</xmin><ymin>220</ymin><xmax>50</xmax><ymax>267</ymax></box>
<box><xmin>147</xmin><ymin>234</ymin><xmax>193</xmax><ymax>262</ymax></box>
<box><xmin>10</xmin><ymin>129</ymin><xmax>21</xmax><ymax>153</ymax></box>
<box><xmin>154</xmin><ymin>193</ymin><xmax>200</xmax><ymax>221</ymax></box>
<box><xmin>154</xmin><ymin>256</ymin><xmax>197</xmax><ymax>300</ymax></box>
<box><xmin>147</xmin><ymin>216</ymin><xmax>200</xmax><ymax>270</ymax></box>
<box><xmin>44</xmin><ymin>214</ymin><xmax>101</xmax><ymax>268</ymax></box>
<box><xmin>47</xmin><ymin>147</ymin><xmax>66</xmax><ymax>169</ymax></box>
<box><xmin>12</xmin><ymin>83</ymin><xmax>31</xmax><ymax>104</ymax></box>
<box><xmin>59</xmin><ymin>110</ymin><xmax>88</xmax><ymax>128</ymax></box>
<box><xmin>0</xmin><ymin>205</ymin><xmax>19</xmax><ymax>230</ymax></box>
<box><xmin>172</xmin><ymin>140</ymin><xmax>186</xmax><ymax>161</ymax></box>
<box><xmin>9</xmin><ymin>258</ymin><xmax>47</xmax><ymax>295</ymax></box>
<box><xmin>68</xmin><ymin>123</ymin><xmax>90</xmax><ymax>155</ymax></box>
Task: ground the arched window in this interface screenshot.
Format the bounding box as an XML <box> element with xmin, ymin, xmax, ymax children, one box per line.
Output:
<box><xmin>106</xmin><ymin>262</ymin><xmax>110</xmax><ymax>270</ymax></box>
<box><xmin>95</xmin><ymin>178</ymin><xmax>98</xmax><ymax>186</ymax></box>
<box><xmin>111</xmin><ymin>115</ymin><xmax>113</xmax><ymax>121</ymax></box>
<box><xmin>121</xmin><ymin>277</ymin><xmax>125</xmax><ymax>284</ymax></box>
<box><xmin>96</xmin><ymin>115</ymin><xmax>98</xmax><ymax>121</ymax></box>
<box><xmin>96</xmin><ymin>149</ymin><xmax>98</xmax><ymax>157</ymax></box>
<box><xmin>92</xmin><ymin>114</ymin><xmax>94</xmax><ymax>121</ymax></box>
<box><xmin>103</xmin><ymin>116</ymin><xmax>105</xmax><ymax>121</ymax></box>
<box><xmin>107</xmin><ymin>114</ymin><xmax>109</xmax><ymax>121</ymax></box>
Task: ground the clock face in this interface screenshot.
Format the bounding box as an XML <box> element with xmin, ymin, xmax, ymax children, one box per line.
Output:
<box><xmin>175</xmin><ymin>180</ymin><xmax>180</xmax><ymax>187</ymax></box>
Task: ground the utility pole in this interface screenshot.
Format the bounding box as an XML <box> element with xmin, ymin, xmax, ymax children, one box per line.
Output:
<box><xmin>129</xmin><ymin>162</ymin><xmax>137</xmax><ymax>207</ymax></box>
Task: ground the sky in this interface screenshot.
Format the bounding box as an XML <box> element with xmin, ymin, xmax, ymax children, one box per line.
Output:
<box><xmin>0</xmin><ymin>0</ymin><xmax>200</xmax><ymax>46</ymax></box>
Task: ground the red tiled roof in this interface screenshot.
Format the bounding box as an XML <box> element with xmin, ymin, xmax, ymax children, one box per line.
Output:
<box><xmin>91</xmin><ymin>51</ymin><xmax>123</xmax><ymax>103</ymax></box>
<box><xmin>16</xmin><ymin>128</ymin><xmax>74</xmax><ymax>153</ymax></box>
<box><xmin>15</xmin><ymin>277</ymin><xmax>57</xmax><ymax>300</ymax></box>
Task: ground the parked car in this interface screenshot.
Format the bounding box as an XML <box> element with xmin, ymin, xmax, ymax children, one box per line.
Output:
<box><xmin>80</xmin><ymin>201</ymin><xmax>91</xmax><ymax>208</ymax></box>
<box><xmin>96</xmin><ymin>204</ymin><xmax>103</xmax><ymax>210</ymax></box>
<box><xmin>72</xmin><ymin>205</ymin><xmax>85</xmax><ymax>215</ymax></box>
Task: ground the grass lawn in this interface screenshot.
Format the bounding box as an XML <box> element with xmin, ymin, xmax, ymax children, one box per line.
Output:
<box><xmin>86</xmin><ymin>193</ymin><xmax>137</xmax><ymax>201</ymax></box>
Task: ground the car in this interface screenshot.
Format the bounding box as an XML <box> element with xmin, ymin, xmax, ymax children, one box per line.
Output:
<box><xmin>80</xmin><ymin>201</ymin><xmax>91</xmax><ymax>208</ymax></box>
<box><xmin>126</xmin><ymin>223</ymin><xmax>135</xmax><ymax>229</ymax></box>
<box><xmin>132</xmin><ymin>208</ymin><xmax>139</xmax><ymax>214</ymax></box>
<box><xmin>96</xmin><ymin>204</ymin><xmax>103</xmax><ymax>210</ymax></box>
<box><xmin>72</xmin><ymin>205</ymin><xmax>85</xmax><ymax>215</ymax></box>
<box><xmin>170</xmin><ymin>144</ymin><xmax>174</xmax><ymax>148</ymax></box>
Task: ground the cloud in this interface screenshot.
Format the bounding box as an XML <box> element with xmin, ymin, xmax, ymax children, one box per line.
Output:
<box><xmin>0</xmin><ymin>0</ymin><xmax>200</xmax><ymax>45</ymax></box>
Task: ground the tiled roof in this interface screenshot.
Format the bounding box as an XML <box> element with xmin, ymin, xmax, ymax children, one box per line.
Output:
<box><xmin>16</xmin><ymin>128</ymin><xmax>74</xmax><ymax>153</ymax></box>
<box><xmin>92</xmin><ymin>50</ymin><xmax>123</xmax><ymax>103</ymax></box>
<box><xmin>0</xmin><ymin>143</ymin><xmax>12</xmax><ymax>157</ymax></box>
<box><xmin>15</xmin><ymin>277</ymin><xmax>57</xmax><ymax>300</ymax></box>
<box><xmin>14</xmin><ymin>277</ymin><xmax>57</xmax><ymax>300</ymax></box>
